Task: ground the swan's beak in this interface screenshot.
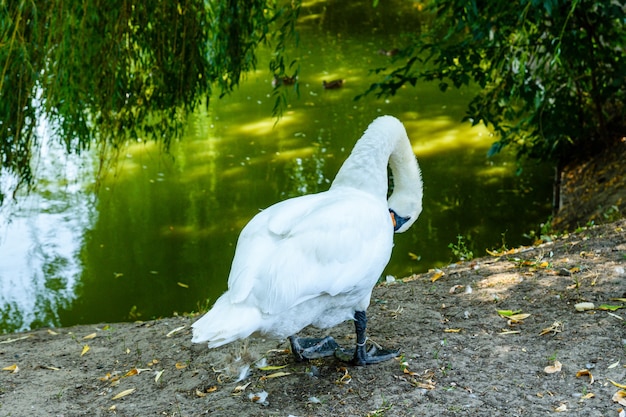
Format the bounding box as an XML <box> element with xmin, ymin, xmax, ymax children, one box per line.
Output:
<box><xmin>389</xmin><ymin>209</ymin><xmax>410</xmax><ymax>232</ymax></box>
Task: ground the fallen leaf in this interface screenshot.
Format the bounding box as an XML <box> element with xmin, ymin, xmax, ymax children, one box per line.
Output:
<box><xmin>430</xmin><ymin>270</ymin><xmax>445</xmax><ymax>282</ymax></box>
<box><xmin>575</xmin><ymin>369</ymin><xmax>594</xmax><ymax>384</ymax></box>
<box><xmin>443</xmin><ymin>328</ymin><xmax>462</xmax><ymax>333</ymax></box>
<box><xmin>0</xmin><ymin>335</ymin><xmax>32</xmax><ymax>344</ymax></box>
<box><xmin>2</xmin><ymin>364</ymin><xmax>18</xmax><ymax>373</ymax></box>
<box><xmin>195</xmin><ymin>389</ymin><xmax>207</xmax><ymax>397</ymax></box>
<box><xmin>82</xmin><ymin>332</ymin><xmax>97</xmax><ymax>340</ymax></box>
<box><xmin>539</xmin><ymin>261</ymin><xmax>550</xmax><ymax>268</ymax></box>
<box><xmin>166</xmin><ymin>326</ymin><xmax>186</xmax><ymax>337</ymax></box>
<box><xmin>206</xmin><ymin>386</ymin><xmax>218</xmax><ymax>393</ymax></box>
<box><xmin>401</xmin><ymin>274</ymin><xmax>420</xmax><ymax>283</ymax></box>
<box><xmin>608</xmin><ymin>360</ymin><xmax>620</xmax><ymax>369</ymax></box>
<box><xmin>99</xmin><ymin>372</ymin><xmax>113</xmax><ymax>382</ymax></box>
<box><xmin>124</xmin><ymin>368</ymin><xmax>139</xmax><ymax>377</ymax></box>
<box><xmin>259</xmin><ymin>371</ymin><xmax>291</xmax><ymax>380</ymax></box>
<box><xmin>257</xmin><ymin>364</ymin><xmax>288</xmax><ymax>371</ymax></box>
<box><xmin>265</xmin><ymin>348</ymin><xmax>291</xmax><ymax>354</ymax></box>
<box><xmin>154</xmin><ymin>369</ymin><xmax>164</xmax><ymax>383</ymax></box>
<box><xmin>403</xmin><ymin>368</ymin><xmax>419</xmax><ymax>376</ymax></box>
<box><xmin>539</xmin><ymin>321</ymin><xmax>563</xmax><ymax>336</ymax></box>
<box><xmin>175</xmin><ymin>362</ymin><xmax>187</xmax><ymax>369</ymax></box>
<box><xmin>598</xmin><ymin>304</ymin><xmax>624</xmax><ymax>311</ymax></box>
<box><xmin>581</xmin><ymin>392</ymin><xmax>595</xmax><ymax>400</ymax></box>
<box><xmin>336</xmin><ymin>367</ymin><xmax>352</xmax><ymax>385</ymax></box>
<box><xmin>449</xmin><ymin>285</ymin><xmax>464</xmax><ymax>294</ymax></box>
<box><xmin>111</xmin><ymin>388</ymin><xmax>136</xmax><ymax>400</ymax></box>
<box><xmin>81</xmin><ymin>344</ymin><xmax>90</xmax><ymax>356</ymax></box>
<box><xmin>507</xmin><ymin>313</ymin><xmax>531</xmax><ymax>323</ymax></box>
<box><xmin>497</xmin><ymin>309</ymin><xmax>522</xmax><ymax>317</ymax></box>
<box><xmin>416</xmin><ymin>381</ymin><xmax>436</xmax><ymax>390</ymax></box>
<box><xmin>609</xmin><ymin>380</ymin><xmax>626</xmax><ymax>389</ymax></box>
<box><xmin>47</xmin><ymin>329</ymin><xmax>59</xmax><ymax>335</ymax></box>
<box><xmin>233</xmin><ymin>381</ymin><xmax>252</xmax><ymax>393</ymax></box>
<box><xmin>613</xmin><ymin>390</ymin><xmax>626</xmax><ymax>406</ymax></box>
<box><xmin>554</xmin><ymin>403</ymin><xmax>567</xmax><ymax>412</ymax></box>
<box><xmin>544</xmin><ymin>360</ymin><xmax>562</xmax><ymax>374</ymax></box>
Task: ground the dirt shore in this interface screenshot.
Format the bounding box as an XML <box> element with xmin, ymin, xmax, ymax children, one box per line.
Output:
<box><xmin>1</xmin><ymin>219</ymin><xmax>624</xmax><ymax>416</ymax></box>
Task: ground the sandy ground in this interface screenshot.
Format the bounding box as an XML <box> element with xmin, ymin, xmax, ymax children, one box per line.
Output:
<box><xmin>1</xmin><ymin>219</ymin><xmax>625</xmax><ymax>416</ymax></box>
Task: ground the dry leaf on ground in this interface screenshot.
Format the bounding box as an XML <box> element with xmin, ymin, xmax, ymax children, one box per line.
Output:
<box><xmin>2</xmin><ymin>364</ymin><xmax>18</xmax><ymax>373</ymax></box>
<box><xmin>576</xmin><ymin>369</ymin><xmax>594</xmax><ymax>384</ymax></box>
<box><xmin>111</xmin><ymin>388</ymin><xmax>136</xmax><ymax>400</ymax></box>
<box><xmin>259</xmin><ymin>371</ymin><xmax>291</xmax><ymax>380</ymax></box>
<box><xmin>539</xmin><ymin>321</ymin><xmax>563</xmax><ymax>335</ymax></box>
<box><xmin>431</xmin><ymin>270</ymin><xmax>445</xmax><ymax>282</ymax></box>
<box><xmin>610</xmin><ymin>380</ymin><xmax>626</xmax><ymax>389</ymax></box>
<box><xmin>80</xmin><ymin>345</ymin><xmax>90</xmax><ymax>356</ymax></box>
<box><xmin>613</xmin><ymin>390</ymin><xmax>626</xmax><ymax>406</ymax></box>
<box><xmin>166</xmin><ymin>326</ymin><xmax>186</xmax><ymax>337</ymax></box>
<box><xmin>544</xmin><ymin>360</ymin><xmax>562</xmax><ymax>374</ymax></box>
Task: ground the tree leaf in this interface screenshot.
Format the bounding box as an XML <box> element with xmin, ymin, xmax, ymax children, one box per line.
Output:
<box><xmin>257</xmin><ymin>365</ymin><xmax>288</xmax><ymax>371</ymax></box>
<box><xmin>2</xmin><ymin>364</ymin><xmax>18</xmax><ymax>373</ymax></box>
<box><xmin>111</xmin><ymin>388</ymin><xmax>136</xmax><ymax>400</ymax></box>
<box><xmin>80</xmin><ymin>345</ymin><xmax>90</xmax><ymax>356</ymax></box>
<box><xmin>544</xmin><ymin>360</ymin><xmax>562</xmax><ymax>374</ymax></box>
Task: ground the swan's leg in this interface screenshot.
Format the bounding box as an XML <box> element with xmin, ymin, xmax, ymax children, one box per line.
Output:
<box><xmin>335</xmin><ymin>310</ymin><xmax>400</xmax><ymax>366</ymax></box>
<box><xmin>289</xmin><ymin>335</ymin><xmax>340</xmax><ymax>361</ymax></box>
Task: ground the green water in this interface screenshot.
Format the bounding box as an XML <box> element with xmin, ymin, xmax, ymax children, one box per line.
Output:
<box><xmin>0</xmin><ymin>1</ymin><xmax>553</xmax><ymax>333</ymax></box>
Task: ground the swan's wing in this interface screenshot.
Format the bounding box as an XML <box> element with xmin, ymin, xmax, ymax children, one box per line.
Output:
<box><xmin>226</xmin><ymin>190</ymin><xmax>394</xmax><ymax>314</ymax></box>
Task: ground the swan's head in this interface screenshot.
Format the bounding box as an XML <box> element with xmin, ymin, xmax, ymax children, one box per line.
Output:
<box><xmin>388</xmin><ymin>191</ymin><xmax>422</xmax><ymax>233</ymax></box>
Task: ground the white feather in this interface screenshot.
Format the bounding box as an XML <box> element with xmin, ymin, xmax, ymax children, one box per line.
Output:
<box><xmin>191</xmin><ymin>115</ymin><xmax>423</xmax><ymax>348</ymax></box>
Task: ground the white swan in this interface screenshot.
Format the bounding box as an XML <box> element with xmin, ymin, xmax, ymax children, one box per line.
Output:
<box><xmin>192</xmin><ymin>115</ymin><xmax>423</xmax><ymax>365</ymax></box>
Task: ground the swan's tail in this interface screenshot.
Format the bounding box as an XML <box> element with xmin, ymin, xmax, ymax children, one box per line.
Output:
<box><xmin>191</xmin><ymin>295</ymin><xmax>262</xmax><ymax>348</ymax></box>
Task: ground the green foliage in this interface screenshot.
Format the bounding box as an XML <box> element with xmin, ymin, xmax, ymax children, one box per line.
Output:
<box><xmin>363</xmin><ymin>0</ymin><xmax>626</xmax><ymax>166</ymax></box>
<box><xmin>0</xmin><ymin>0</ymin><xmax>300</xmax><ymax>201</ymax></box>
<box><xmin>448</xmin><ymin>234</ymin><xmax>473</xmax><ymax>261</ymax></box>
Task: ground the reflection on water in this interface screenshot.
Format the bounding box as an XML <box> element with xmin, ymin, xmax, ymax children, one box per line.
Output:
<box><xmin>0</xmin><ymin>1</ymin><xmax>553</xmax><ymax>333</ymax></box>
<box><xmin>0</xmin><ymin>120</ymin><xmax>95</xmax><ymax>333</ymax></box>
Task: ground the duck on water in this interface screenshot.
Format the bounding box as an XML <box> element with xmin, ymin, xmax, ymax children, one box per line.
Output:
<box><xmin>191</xmin><ymin>115</ymin><xmax>423</xmax><ymax>366</ymax></box>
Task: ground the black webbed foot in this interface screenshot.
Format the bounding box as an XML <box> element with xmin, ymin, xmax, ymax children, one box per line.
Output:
<box><xmin>337</xmin><ymin>310</ymin><xmax>400</xmax><ymax>366</ymax></box>
<box><xmin>289</xmin><ymin>311</ymin><xmax>399</xmax><ymax>366</ymax></box>
<box><xmin>335</xmin><ymin>342</ymin><xmax>400</xmax><ymax>366</ymax></box>
<box><xmin>289</xmin><ymin>335</ymin><xmax>340</xmax><ymax>361</ymax></box>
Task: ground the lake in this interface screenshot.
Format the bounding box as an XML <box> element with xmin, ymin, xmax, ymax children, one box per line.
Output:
<box><xmin>0</xmin><ymin>1</ymin><xmax>553</xmax><ymax>333</ymax></box>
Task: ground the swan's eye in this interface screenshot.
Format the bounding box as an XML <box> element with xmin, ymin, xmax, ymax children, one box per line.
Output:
<box><xmin>389</xmin><ymin>209</ymin><xmax>410</xmax><ymax>231</ymax></box>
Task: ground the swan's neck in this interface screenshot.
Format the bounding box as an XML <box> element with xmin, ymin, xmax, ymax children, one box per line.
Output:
<box><xmin>330</xmin><ymin>116</ymin><xmax>423</xmax><ymax>233</ymax></box>
<box><xmin>387</xmin><ymin>135</ymin><xmax>422</xmax><ymax>207</ymax></box>
<box><xmin>330</xmin><ymin>121</ymin><xmax>397</xmax><ymax>197</ymax></box>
